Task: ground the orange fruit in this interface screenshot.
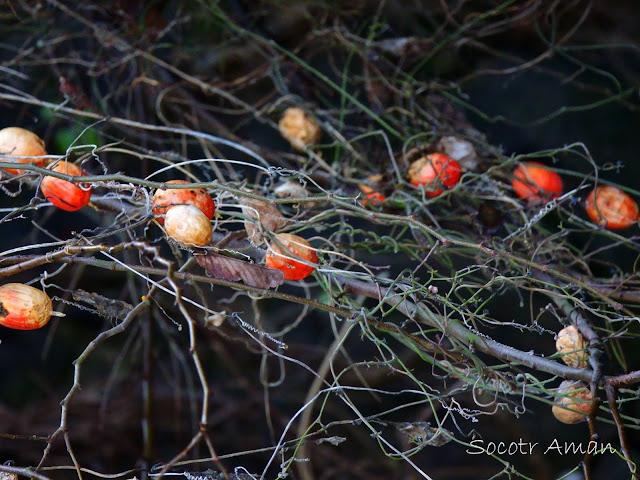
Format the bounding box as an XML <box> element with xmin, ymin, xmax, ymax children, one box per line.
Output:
<box><xmin>152</xmin><ymin>180</ymin><xmax>215</xmax><ymax>225</ymax></box>
<box><xmin>0</xmin><ymin>283</ymin><xmax>53</xmax><ymax>330</ymax></box>
<box><xmin>585</xmin><ymin>185</ymin><xmax>638</xmax><ymax>230</ymax></box>
<box><xmin>266</xmin><ymin>233</ymin><xmax>318</xmax><ymax>280</ymax></box>
<box><xmin>512</xmin><ymin>162</ymin><xmax>563</xmax><ymax>202</ymax></box>
<box><xmin>408</xmin><ymin>153</ymin><xmax>461</xmax><ymax>197</ymax></box>
<box><xmin>40</xmin><ymin>162</ymin><xmax>92</xmax><ymax>211</ymax></box>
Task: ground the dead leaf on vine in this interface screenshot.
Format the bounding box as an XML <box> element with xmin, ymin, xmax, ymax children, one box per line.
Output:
<box><xmin>72</xmin><ymin>289</ymin><xmax>133</xmax><ymax>320</ymax></box>
<box><xmin>392</xmin><ymin>422</ymin><xmax>452</xmax><ymax>447</ymax></box>
<box><xmin>195</xmin><ymin>251</ymin><xmax>284</xmax><ymax>289</ymax></box>
<box><xmin>238</xmin><ymin>195</ymin><xmax>288</xmax><ymax>245</ymax></box>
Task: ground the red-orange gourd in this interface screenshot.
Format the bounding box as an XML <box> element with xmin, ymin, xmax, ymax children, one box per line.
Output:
<box><xmin>266</xmin><ymin>233</ymin><xmax>318</xmax><ymax>280</ymax></box>
<box><xmin>585</xmin><ymin>185</ymin><xmax>639</xmax><ymax>230</ymax></box>
<box><xmin>152</xmin><ymin>180</ymin><xmax>215</xmax><ymax>225</ymax></box>
<box><xmin>407</xmin><ymin>153</ymin><xmax>461</xmax><ymax>197</ymax></box>
<box><xmin>0</xmin><ymin>127</ymin><xmax>48</xmax><ymax>174</ymax></box>
<box><xmin>40</xmin><ymin>162</ymin><xmax>92</xmax><ymax>211</ymax></box>
<box><xmin>0</xmin><ymin>283</ymin><xmax>53</xmax><ymax>330</ymax></box>
<box><xmin>512</xmin><ymin>162</ymin><xmax>563</xmax><ymax>202</ymax></box>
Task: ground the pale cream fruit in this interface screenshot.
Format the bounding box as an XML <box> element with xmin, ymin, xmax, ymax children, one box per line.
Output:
<box><xmin>164</xmin><ymin>205</ymin><xmax>212</xmax><ymax>247</ymax></box>
<box><xmin>0</xmin><ymin>127</ymin><xmax>48</xmax><ymax>174</ymax></box>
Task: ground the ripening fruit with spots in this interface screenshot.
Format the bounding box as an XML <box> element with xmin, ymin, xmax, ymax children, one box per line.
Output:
<box><xmin>555</xmin><ymin>325</ymin><xmax>588</xmax><ymax>368</ymax></box>
<box><xmin>265</xmin><ymin>233</ymin><xmax>318</xmax><ymax>280</ymax></box>
<box><xmin>0</xmin><ymin>127</ymin><xmax>48</xmax><ymax>174</ymax></box>
<box><xmin>585</xmin><ymin>185</ymin><xmax>638</xmax><ymax>230</ymax></box>
<box><xmin>40</xmin><ymin>161</ymin><xmax>92</xmax><ymax>211</ymax></box>
<box><xmin>0</xmin><ymin>283</ymin><xmax>55</xmax><ymax>330</ymax></box>
<box><xmin>511</xmin><ymin>162</ymin><xmax>563</xmax><ymax>203</ymax></box>
<box><xmin>407</xmin><ymin>153</ymin><xmax>461</xmax><ymax>197</ymax></box>
<box><xmin>152</xmin><ymin>180</ymin><xmax>215</xmax><ymax>225</ymax></box>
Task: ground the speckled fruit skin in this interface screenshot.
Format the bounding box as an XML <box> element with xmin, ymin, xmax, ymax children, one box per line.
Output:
<box><xmin>266</xmin><ymin>233</ymin><xmax>318</xmax><ymax>280</ymax></box>
<box><xmin>512</xmin><ymin>162</ymin><xmax>563</xmax><ymax>202</ymax></box>
<box><xmin>164</xmin><ymin>204</ymin><xmax>212</xmax><ymax>247</ymax></box>
<box><xmin>0</xmin><ymin>283</ymin><xmax>53</xmax><ymax>330</ymax></box>
<box><xmin>278</xmin><ymin>107</ymin><xmax>321</xmax><ymax>152</ymax></box>
<box><xmin>40</xmin><ymin>162</ymin><xmax>92</xmax><ymax>212</ymax></box>
<box><xmin>551</xmin><ymin>380</ymin><xmax>593</xmax><ymax>424</ymax></box>
<box><xmin>585</xmin><ymin>185</ymin><xmax>639</xmax><ymax>230</ymax></box>
<box><xmin>0</xmin><ymin>127</ymin><xmax>48</xmax><ymax>174</ymax></box>
<box><xmin>407</xmin><ymin>153</ymin><xmax>461</xmax><ymax>197</ymax></box>
<box><xmin>555</xmin><ymin>325</ymin><xmax>588</xmax><ymax>368</ymax></box>
<box><xmin>152</xmin><ymin>180</ymin><xmax>215</xmax><ymax>225</ymax></box>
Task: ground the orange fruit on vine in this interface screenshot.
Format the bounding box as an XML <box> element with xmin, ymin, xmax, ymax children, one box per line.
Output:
<box><xmin>407</xmin><ymin>153</ymin><xmax>461</xmax><ymax>197</ymax></box>
<box><xmin>152</xmin><ymin>180</ymin><xmax>215</xmax><ymax>225</ymax></box>
<box><xmin>266</xmin><ymin>233</ymin><xmax>318</xmax><ymax>280</ymax></box>
<box><xmin>512</xmin><ymin>162</ymin><xmax>563</xmax><ymax>202</ymax></box>
<box><xmin>40</xmin><ymin>161</ymin><xmax>92</xmax><ymax>211</ymax></box>
<box><xmin>0</xmin><ymin>283</ymin><xmax>54</xmax><ymax>330</ymax></box>
<box><xmin>585</xmin><ymin>185</ymin><xmax>638</xmax><ymax>230</ymax></box>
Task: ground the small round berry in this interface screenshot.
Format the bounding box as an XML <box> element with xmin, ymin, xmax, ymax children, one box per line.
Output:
<box><xmin>358</xmin><ymin>174</ymin><xmax>386</xmax><ymax>206</ymax></box>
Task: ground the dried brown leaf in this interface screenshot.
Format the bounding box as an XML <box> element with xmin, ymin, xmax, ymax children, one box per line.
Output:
<box><xmin>72</xmin><ymin>289</ymin><xmax>133</xmax><ymax>320</ymax></box>
<box><xmin>392</xmin><ymin>422</ymin><xmax>452</xmax><ymax>447</ymax></box>
<box><xmin>238</xmin><ymin>196</ymin><xmax>288</xmax><ymax>245</ymax></box>
<box><xmin>195</xmin><ymin>251</ymin><xmax>284</xmax><ymax>289</ymax></box>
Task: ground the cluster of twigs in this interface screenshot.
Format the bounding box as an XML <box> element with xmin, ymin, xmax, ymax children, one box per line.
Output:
<box><xmin>1</xmin><ymin>1</ymin><xmax>639</xmax><ymax>480</ymax></box>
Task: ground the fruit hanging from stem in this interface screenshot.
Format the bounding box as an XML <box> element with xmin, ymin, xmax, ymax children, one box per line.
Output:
<box><xmin>585</xmin><ymin>185</ymin><xmax>638</xmax><ymax>230</ymax></box>
<box><xmin>407</xmin><ymin>153</ymin><xmax>461</xmax><ymax>197</ymax></box>
<box><xmin>164</xmin><ymin>204</ymin><xmax>213</xmax><ymax>247</ymax></box>
<box><xmin>265</xmin><ymin>233</ymin><xmax>318</xmax><ymax>280</ymax></box>
<box><xmin>511</xmin><ymin>162</ymin><xmax>563</xmax><ymax>203</ymax></box>
<box><xmin>555</xmin><ymin>325</ymin><xmax>588</xmax><ymax>368</ymax></box>
<box><xmin>152</xmin><ymin>180</ymin><xmax>215</xmax><ymax>225</ymax></box>
<box><xmin>551</xmin><ymin>380</ymin><xmax>593</xmax><ymax>424</ymax></box>
<box><xmin>40</xmin><ymin>161</ymin><xmax>92</xmax><ymax>211</ymax></box>
<box><xmin>0</xmin><ymin>127</ymin><xmax>48</xmax><ymax>174</ymax></box>
<box><xmin>0</xmin><ymin>283</ymin><xmax>64</xmax><ymax>330</ymax></box>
